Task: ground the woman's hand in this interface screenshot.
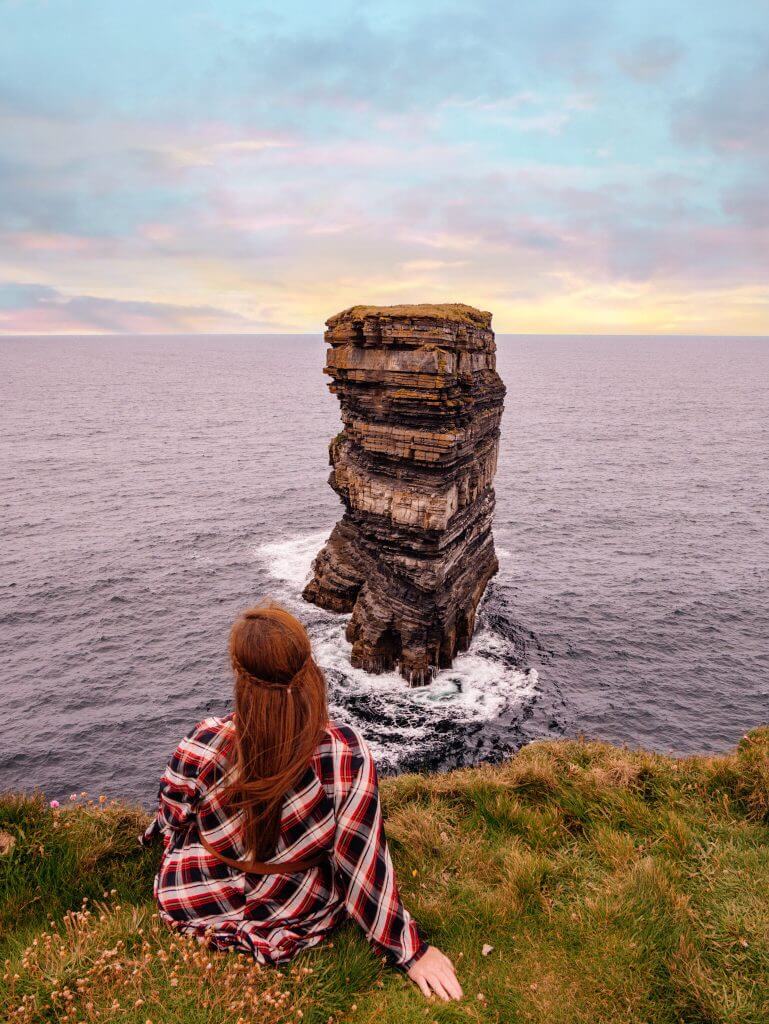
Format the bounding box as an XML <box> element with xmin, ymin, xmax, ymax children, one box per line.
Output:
<box><xmin>407</xmin><ymin>945</ymin><xmax>463</xmax><ymax>1001</ymax></box>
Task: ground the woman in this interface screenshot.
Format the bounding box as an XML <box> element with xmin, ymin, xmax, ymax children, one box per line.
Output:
<box><xmin>142</xmin><ymin>603</ymin><xmax>462</xmax><ymax>1002</ymax></box>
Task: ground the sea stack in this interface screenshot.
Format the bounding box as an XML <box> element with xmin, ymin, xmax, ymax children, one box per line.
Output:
<box><xmin>303</xmin><ymin>303</ymin><xmax>505</xmax><ymax>684</ymax></box>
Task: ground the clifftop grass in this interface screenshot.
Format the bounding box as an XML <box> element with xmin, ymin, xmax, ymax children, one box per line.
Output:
<box><xmin>328</xmin><ymin>303</ymin><xmax>492</xmax><ymax>327</ymax></box>
<box><xmin>2</xmin><ymin>729</ymin><xmax>769</xmax><ymax>1023</ymax></box>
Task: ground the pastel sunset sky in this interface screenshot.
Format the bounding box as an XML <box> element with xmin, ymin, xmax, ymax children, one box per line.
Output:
<box><xmin>1</xmin><ymin>0</ymin><xmax>767</xmax><ymax>334</ymax></box>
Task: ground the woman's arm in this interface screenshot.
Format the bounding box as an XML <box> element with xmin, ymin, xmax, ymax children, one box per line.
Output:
<box><xmin>332</xmin><ymin>730</ymin><xmax>462</xmax><ymax>999</ymax></box>
<box><xmin>140</xmin><ymin>722</ymin><xmax>214</xmax><ymax>848</ymax></box>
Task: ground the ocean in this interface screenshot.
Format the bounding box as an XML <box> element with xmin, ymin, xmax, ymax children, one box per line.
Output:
<box><xmin>1</xmin><ymin>334</ymin><xmax>767</xmax><ymax>804</ymax></box>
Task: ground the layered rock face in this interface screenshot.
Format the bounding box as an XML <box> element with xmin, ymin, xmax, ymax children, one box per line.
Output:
<box><xmin>303</xmin><ymin>303</ymin><xmax>505</xmax><ymax>684</ymax></box>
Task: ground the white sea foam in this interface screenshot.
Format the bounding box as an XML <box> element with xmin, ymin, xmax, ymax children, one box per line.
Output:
<box><xmin>258</xmin><ymin>530</ymin><xmax>331</xmax><ymax>587</ymax></box>
<box><xmin>253</xmin><ymin>532</ymin><xmax>536</xmax><ymax>770</ymax></box>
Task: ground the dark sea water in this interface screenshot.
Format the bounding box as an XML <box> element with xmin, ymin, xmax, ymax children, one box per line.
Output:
<box><xmin>1</xmin><ymin>334</ymin><xmax>768</xmax><ymax>804</ymax></box>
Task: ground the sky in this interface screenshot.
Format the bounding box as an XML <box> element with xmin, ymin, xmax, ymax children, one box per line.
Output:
<box><xmin>1</xmin><ymin>0</ymin><xmax>767</xmax><ymax>335</ymax></box>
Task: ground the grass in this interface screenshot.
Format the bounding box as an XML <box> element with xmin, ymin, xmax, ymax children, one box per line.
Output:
<box><xmin>331</xmin><ymin>303</ymin><xmax>492</xmax><ymax>326</ymax></box>
<box><xmin>2</xmin><ymin>728</ymin><xmax>769</xmax><ymax>1023</ymax></box>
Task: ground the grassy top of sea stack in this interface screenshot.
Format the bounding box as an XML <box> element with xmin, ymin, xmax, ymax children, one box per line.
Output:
<box><xmin>3</xmin><ymin>729</ymin><xmax>769</xmax><ymax>1023</ymax></box>
<box><xmin>327</xmin><ymin>302</ymin><xmax>493</xmax><ymax>328</ymax></box>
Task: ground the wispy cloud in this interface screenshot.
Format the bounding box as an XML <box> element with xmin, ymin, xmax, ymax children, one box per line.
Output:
<box><xmin>617</xmin><ymin>37</ymin><xmax>684</xmax><ymax>82</ymax></box>
<box><xmin>444</xmin><ymin>91</ymin><xmax>596</xmax><ymax>135</ymax></box>
<box><xmin>0</xmin><ymin>280</ymin><xmax>268</xmax><ymax>334</ymax></box>
<box><xmin>673</xmin><ymin>54</ymin><xmax>769</xmax><ymax>155</ymax></box>
<box><xmin>163</xmin><ymin>135</ymin><xmax>296</xmax><ymax>168</ymax></box>
<box><xmin>0</xmin><ymin>0</ymin><xmax>766</xmax><ymax>334</ymax></box>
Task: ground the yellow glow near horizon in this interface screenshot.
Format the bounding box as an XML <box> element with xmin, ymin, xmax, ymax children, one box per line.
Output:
<box><xmin>2</xmin><ymin>252</ymin><xmax>767</xmax><ymax>336</ymax></box>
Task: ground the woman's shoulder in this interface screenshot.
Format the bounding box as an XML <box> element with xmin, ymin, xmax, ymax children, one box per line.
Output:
<box><xmin>311</xmin><ymin>721</ymin><xmax>374</xmax><ymax>796</ymax></box>
<box><xmin>317</xmin><ymin>720</ymin><xmax>373</xmax><ymax>761</ymax></box>
<box><xmin>177</xmin><ymin>713</ymin><xmax>235</xmax><ymax>755</ymax></box>
<box><xmin>166</xmin><ymin>714</ymin><xmax>234</xmax><ymax>786</ymax></box>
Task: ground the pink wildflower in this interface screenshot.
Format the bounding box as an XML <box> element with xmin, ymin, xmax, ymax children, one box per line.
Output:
<box><xmin>49</xmin><ymin>800</ymin><xmax>60</xmax><ymax>809</ymax></box>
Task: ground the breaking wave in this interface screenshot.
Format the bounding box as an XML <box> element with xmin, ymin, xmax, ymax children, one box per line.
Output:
<box><xmin>254</xmin><ymin>532</ymin><xmax>549</xmax><ymax>773</ymax></box>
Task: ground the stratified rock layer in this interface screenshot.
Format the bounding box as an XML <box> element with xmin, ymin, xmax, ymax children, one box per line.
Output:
<box><xmin>303</xmin><ymin>303</ymin><xmax>505</xmax><ymax>684</ymax></box>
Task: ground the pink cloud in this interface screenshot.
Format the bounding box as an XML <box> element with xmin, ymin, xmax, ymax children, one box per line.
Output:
<box><xmin>9</xmin><ymin>233</ymin><xmax>104</xmax><ymax>254</ymax></box>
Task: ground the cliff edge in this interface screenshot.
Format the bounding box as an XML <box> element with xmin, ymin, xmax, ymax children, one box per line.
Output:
<box><xmin>3</xmin><ymin>729</ymin><xmax>769</xmax><ymax>1022</ymax></box>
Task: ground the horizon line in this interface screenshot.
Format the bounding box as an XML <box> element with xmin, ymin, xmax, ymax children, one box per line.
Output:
<box><xmin>2</xmin><ymin>331</ymin><xmax>769</xmax><ymax>340</ymax></box>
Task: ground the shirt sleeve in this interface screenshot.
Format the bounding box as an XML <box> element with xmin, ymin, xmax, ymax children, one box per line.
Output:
<box><xmin>332</xmin><ymin>730</ymin><xmax>428</xmax><ymax>971</ymax></box>
<box><xmin>139</xmin><ymin>724</ymin><xmax>210</xmax><ymax>849</ymax></box>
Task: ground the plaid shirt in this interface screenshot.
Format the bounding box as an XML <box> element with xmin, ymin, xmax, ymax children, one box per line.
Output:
<box><xmin>141</xmin><ymin>715</ymin><xmax>427</xmax><ymax>970</ymax></box>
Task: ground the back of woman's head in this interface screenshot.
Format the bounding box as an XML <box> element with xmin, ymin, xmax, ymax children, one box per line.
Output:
<box><xmin>223</xmin><ymin>602</ymin><xmax>328</xmax><ymax>859</ymax></box>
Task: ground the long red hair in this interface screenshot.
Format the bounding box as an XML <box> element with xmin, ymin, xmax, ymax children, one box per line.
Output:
<box><xmin>221</xmin><ymin>603</ymin><xmax>328</xmax><ymax>859</ymax></box>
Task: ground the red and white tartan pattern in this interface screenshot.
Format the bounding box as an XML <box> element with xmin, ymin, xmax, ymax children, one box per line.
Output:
<box><xmin>142</xmin><ymin>715</ymin><xmax>427</xmax><ymax>969</ymax></box>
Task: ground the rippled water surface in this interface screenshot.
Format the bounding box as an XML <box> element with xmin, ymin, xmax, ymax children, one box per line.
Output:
<box><xmin>1</xmin><ymin>334</ymin><xmax>767</xmax><ymax>803</ymax></box>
